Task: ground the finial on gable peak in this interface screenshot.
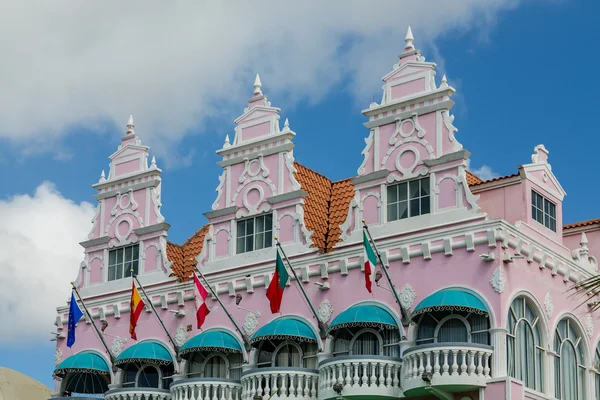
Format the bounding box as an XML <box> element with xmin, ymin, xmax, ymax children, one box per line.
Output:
<box><xmin>283</xmin><ymin>118</ymin><xmax>290</xmax><ymax>131</ymax></box>
<box><xmin>531</xmin><ymin>144</ymin><xmax>549</xmax><ymax>165</ymax></box>
<box><xmin>126</xmin><ymin>114</ymin><xmax>134</xmax><ymax>134</ymax></box>
<box><xmin>581</xmin><ymin>232</ymin><xmax>589</xmax><ymax>247</ymax></box>
<box><xmin>440</xmin><ymin>74</ymin><xmax>448</xmax><ymax>88</ymax></box>
<box><xmin>404</xmin><ymin>26</ymin><xmax>415</xmax><ymax>51</ymax></box>
<box><xmin>253</xmin><ymin>74</ymin><xmax>263</xmax><ymax>95</ymax></box>
<box><xmin>99</xmin><ymin>170</ymin><xmax>106</xmax><ymax>182</ymax></box>
<box><xmin>223</xmin><ymin>134</ymin><xmax>231</xmax><ymax>148</ymax></box>
<box><xmin>151</xmin><ymin>156</ymin><xmax>157</xmax><ymax>168</ymax></box>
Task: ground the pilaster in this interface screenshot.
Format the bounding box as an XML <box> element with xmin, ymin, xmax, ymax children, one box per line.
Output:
<box><xmin>489</xmin><ymin>327</ymin><xmax>508</xmax><ymax>378</ymax></box>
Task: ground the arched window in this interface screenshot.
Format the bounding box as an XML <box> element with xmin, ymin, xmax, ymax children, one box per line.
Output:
<box><xmin>554</xmin><ymin>319</ymin><xmax>586</xmax><ymax>399</ymax></box>
<box><xmin>188</xmin><ymin>352</ymin><xmax>243</xmax><ymax>381</ymax></box>
<box><xmin>137</xmin><ymin>365</ymin><xmax>160</xmax><ymax>388</ymax></box>
<box><xmin>506</xmin><ymin>297</ymin><xmax>544</xmax><ymax>392</ymax></box>
<box><xmin>121</xmin><ymin>363</ymin><xmax>174</xmax><ymax>389</ymax></box>
<box><xmin>416</xmin><ymin>312</ymin><xmax>490</xmax><ymax>345</ymax></box>
<box><xmin>332</xmin><ymin>327</ymin><xmax>400</xmax><ymax>357</ymax></box>
<box><xmin>255</xmin><ymin>340</ymin><xmax>318</xmax><ymax>369</ymax></box>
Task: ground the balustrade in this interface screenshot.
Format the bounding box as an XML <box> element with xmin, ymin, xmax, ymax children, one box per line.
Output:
<box><xmin>318</xmin><ymin>355</ymin><xmax>403</xmax><ymax>399</ymax></box>
<box><xmin>104</xmin><ymin>387</ymin><xmax>171</xmax><ymax>400</ymax></box>
<box><xmin>170</xmin><ymin>378</ymin><xmax>243</xmax><ymax>400</ymax></box>
<box><xmin>240</xmin><ymin>368</ymin><xmax>318</xmax><ymax>400</ymax></box>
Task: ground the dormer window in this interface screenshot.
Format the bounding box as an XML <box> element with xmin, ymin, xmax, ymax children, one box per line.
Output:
<box><xmin>236</xmin><ymin>214</ymin><xmax>273</xmax><ymax>254</ymax></box>
<box><xmin>108</xmin><ymin>244</ymin><xmax>140</xmax><ymax>281</ymax></box>
<box><xmin>532</xmin><ymin>190</ymin><xmax>556</xmax><ymax>232</ymax></box>
<box><xmin>387</xmin><ymin>176</ymin><xmax>430</xmax><ymax>222</ymax></box>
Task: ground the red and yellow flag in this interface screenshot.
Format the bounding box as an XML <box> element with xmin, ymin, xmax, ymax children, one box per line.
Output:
<box><xmin>129</xmin><ymin>282</ymin><xmax>145</xmax><ymax>341</ymax></box>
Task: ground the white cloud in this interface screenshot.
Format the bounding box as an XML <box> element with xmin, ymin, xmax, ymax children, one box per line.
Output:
<box><xmin>0</xmin><ymin>182</ymin><xmax>94</xmax><ymax>344</ymax></box>
<box><xmin>466</xmin><ymin>159</ymin><xmax>500</xmax><ymax>181</ymax></box>
<box><xmin>0</xmin><ymin>0</ymin><xmax>523</xmax><ymax>165</ymax></box>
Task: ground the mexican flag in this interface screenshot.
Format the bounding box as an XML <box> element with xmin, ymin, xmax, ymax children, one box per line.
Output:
<box><xmin>266</xmin><ymin>250</ymin><xmax>289</xmax><ymax>313</ymax></box>
<box><xmin>363</xmin><ymin>231</ymin><xmax>377</xmax><ymax>293</ymax></box>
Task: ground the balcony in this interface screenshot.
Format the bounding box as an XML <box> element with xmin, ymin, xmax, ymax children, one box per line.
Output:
<box><xmin>402</xmin><ymin>343</ymin><xmax>493</xmax><ymax>397</ymax></box>
<box><xmin>104</xmin><ymin>387</ymin><xmax>171</xmax><ymax>400</ymax></box>
<box><xmin>171</xmin><ymin>378</ymin><xmax>243</xmax><ymax>400</ymax></box>
<box><xmin>240</xmin><ymin>367</ymin><xmax>319</xmax><ymax>400</ymax></box>
<box><xmin>318</xmin><ymin>355</ymin><xmax>403</xmax><ymax>400</ymax></box>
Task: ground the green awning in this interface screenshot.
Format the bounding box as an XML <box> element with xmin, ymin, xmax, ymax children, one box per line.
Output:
<box><xmin>54</xmin><ymin>350</ymin><xmax>110</xmax><ymax>378</ymax></box>
<box><xmin>329</xmin><ymin>303</ymin><xmax>398</xmax><ymax>332</ymax></box>
<box><xmin>412</xmin><ymin>288</ymin><xmax>488</xmax><ymax>319</ymax></box>
<box><xmin>114</xmin><ymin>340</ymin><xmax>173</xmax><ymax>367</ymax></box>
<box><xmin>180</xmin><ymin>329</ymin><xmax>243</xmax><ymax>358</ymax></box>
<box><xmin>250</xmin><ymin>316</ymin><xmax>317</xmax><ymax>346</ymax></box>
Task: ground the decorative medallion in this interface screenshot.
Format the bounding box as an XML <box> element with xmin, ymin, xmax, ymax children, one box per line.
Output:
<box><xmin>174</xmin><ymin>325</ymin><xmax>188</xmax><ymax>347</ymax></box>
<box><xmin>544</xmin><ymin>293</ymin><xmax>554</xmax><ymax>319</ymax></box>
<box><xmin>243</xmin><ymin>312</ymin><xmax>261</xmax><ymax>335</ymax></box>
<box><xmin>110</xmin><ymin>336</ymin><xmax>127</xmax><ymax>356</ymax></box>
<box><xmin>317</xmin><ymin>299</ymin><xmax>334</xmax><ymax>323</ymax></box>
<box><xmin>398</xmin><ymin>285</ymin><xmax>417</xmax><ymax>310</ymax></box>
<box><xmin>490</xmin><ymin>266</ymin><xmax>506</xmax><ymax>294</ymax></box>
<box><xmin>55</xmin><ymin>348</ymin><xmax>63</xmax><ymax>367</ymax></box>
<box><xmin>586</xmin><ymin>315</ymin><xmax>594</xmax><ymax>338</ymax></box>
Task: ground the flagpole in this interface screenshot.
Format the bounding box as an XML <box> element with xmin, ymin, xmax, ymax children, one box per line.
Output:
<box><xmin>362</xmin><ymin>221</ymin><xmax>411</xmax><ymax>324</ymax></box>
<box><xmin>275</xmin><ymin>239</ymin><xmax>329</xmax><ymax>338</ymax></box>
<box><xmin>132</xmin><ymin>272</ymin><xmax>179</xmax><ymax>353</ymax></box>
<box><xmin>70</xmin><ymin>282</ymin><xmax>114</xmax><ymax>363</ymax></box>
<box><xmin>194</xmin><ymin>266</ymin><xmax>252</xmax><ymax>351</ymax></box>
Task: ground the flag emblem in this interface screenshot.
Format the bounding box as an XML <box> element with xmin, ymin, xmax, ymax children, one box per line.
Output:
<box><xmin>129</xmin><ymin>282</ymin><xmax>145</xmax><ymax>340</ymax></box>
<box><xmin>363</xmin><ymin>231</ymin><xmax>377</xmax><ymax>293</ymax></box>
<box><xmin>67</xmin><ymin>292</ymin><xmax>83</xmax><ymax>348</ymax></box>
<box><xmin>194</xmin><ymin>273</ymin><xmax>211</xmax><ymax>329</ymax></box>
<box><xmin>266</xmin><ymin>250</ymin><xmax>289</xmax><ymax>313</ymax></box>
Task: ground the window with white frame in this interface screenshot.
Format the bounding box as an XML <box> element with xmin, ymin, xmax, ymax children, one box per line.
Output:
<box><xmin>188</xmin><ymin>352</ymin><xmax>243</xmax><ymax>380</ymax></box>
<box><xmin>554</xmin><ymin>319</ymin><xmax>586</xmax><ymax>399</ymax></box>
<box><xmin>416</xmin><ymin>311</ymin><xmax>490</xmax><ymax>345</ymax></box>
<box><xmin>122</xmin><ymin>363</ymin><xmax>174</xmax><ymax>389</ymax></box>
<box><xmin>331</xmin><ymin>327</ymin><xmax>400</xmax><ymax>358</ymax></box>
<box><xmin>108</xmin><ymin>244</ymin><xmax>140</xmax><ymax>281</ymax></box>
<box><xmin>507</xmin><ymin>297</ymin><xmax>544</xmax><ymax>392</ymax></box>
<box><xmin>255</xmin><ymin>340</ymin><xmax>318</xmax><ymax>369</ymax></box>
<box><xmin>387</xmin><ymin>177</ymin><xmax>430</xmax><ymax>222</ymax></box>
<box><xmin>532</xmin><ymin>190</ymin><xmax>556</xmax><ymax>232</ymax></box>
<box><xmin>236</xmin><ymin>214</ymin><xmax>273</xmax><ymax>254</ymax></box>
<box><xmin>594</xmin><ymin>343</ymin><xmax>600</xmax><ymax>399</ymax></box>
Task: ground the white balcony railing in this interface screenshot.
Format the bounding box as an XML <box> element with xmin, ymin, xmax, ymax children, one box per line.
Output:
<box><xmin>318</xmin><ymin>355</ymin><xmax>403</xmax><ymax>400</ymax></box>
<box><xmin>170</xmin><ymin>378</ymin><xmax>243</xmax><ymax>400</ymax></box>
<box><xmin>402</xmin><ymin>343</ymin><xmax>493</xmax><ymax>395</ymax></box>
<box><xmin>104</xmin><ymin>387</ymin><xmax>171</xmax><ymax>400</ymax></box>
<box><xmin>240</xmin><ymin>367</ymin><xmax>319</xmax><ymax>400</ymax></box>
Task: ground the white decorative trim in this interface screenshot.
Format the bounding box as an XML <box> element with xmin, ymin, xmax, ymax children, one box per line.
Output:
<box><xmin>295</xmin><ymin>204</ymin><xmax>314</xmax><ymax>247</ymax></box>
<box><xmin>317</xmin><ymin>299</ymin><xmax>334</xmax><ymax>323</ymax></box>
<box><xmin>239</xmin><ymin>155</ymin><xmax>269</xmax><ymax>183</ymax></box>
<box><xmin>442</xmin><ymin>110</ymin><xmax>462</xmax><ymax>152</ymax></box>
<box><xmin>236</xmin><ymin>184</ymin><xmax>272</xmax><ymax>219</ymax></box>
<box><xmin>585</xmin><ymin>315</ymin><xmax>594</xmax><ymax>338</ymax></box>
<box><xmin>458</xmin><ymin>168</ymin><xmax>481</xmax><ymax>213</ymax></box>
<box><xmin>111</xmin><ymin>336</ymin><xmax>128</xmax><ymax>356</ymax></box>
<box><xmin>357</xmin><ymin>129</ymin><xmax>374</xmax><ymax>175</ymax></box>
<box><xmin>243</xmin><ymin>312</ymin><xmax>260</xmax><ymax>335</ymax></box>
<box><xmin>283</xmin><ymin>151</ymin><xmax>301</xmax><ymax>191</ymax></box>
<box><xmin>389</xmin><ymin>113</ymin><xmax>425</xmax><ymax>145</ymax></box>
<box><xmin>490</xmin><ymin>266</ymin><xmax>506</xmax><ymax>294</ymax></box>
<box><xmin>87</xmin><ymin>204</ymin><xmax>100</xmax><ymax>239</ymax></box>
<box><xmin>174</xmin><ymin>325</ymin><xmax>188</xmax><ymax>347</ymax></box>
<box><xmin>232</xmin><ymin>177</ymin><xmax>277</xmax><ymax>203</ymax></box>
<box><xmin>55</xmin><ymin>348</ymin><xmax>63</xmax><ymax>367</ymax></box>
<box><xmin>398</xmin><ymin>285</ymin><xmax>417</xmax><ymax>310</ymax></box>
<box><xmin>544</xmin><ymin>293</ymin><xmax>554</xmax><ymax>319</ymax></box>
<box><xmin>339</xmin><ymin>195</ymin><xmax>359</xmax><ymax>242</ymax></box>
<box><xmin>150</xmin><ymin>182</ymin><xmax>165</xmax><ymax>224</ymax></box>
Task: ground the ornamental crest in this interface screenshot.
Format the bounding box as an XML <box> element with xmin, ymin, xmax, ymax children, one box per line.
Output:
<box><xmin>317</xmin><ymin>299</ymin><xmax>334</xmax><ymax>323</ymax></box>
<box><xmin>585</xmin><ymin>315</ymin><xmax>594</xmax><ymax>338</ymax></box>
<box><xmin>243</xmin><ymin>312</ymin><xmax>261</xmax><ymax>335</ymax></box>
<box><xmin>111</xmin><ymin>336</ymin><xmax>128</xmax><ymax>356</ymax></box>
<box><xmin>490</xmin><ymin>266</ymin><xmax>506</xmax><ymax>294</ymax></box>
<box><xmin>55</xmin><ymin>348</ymin><xmax>63</xmax><ymax>367</ymax></box>
<box><xmin>398</xmin><ymin>285</ymin><xmax>416</xmax><ymax>310</ymax></box>
<box><xmin>544</xmin><ymin>293</ymin><xmax>554</xmax><ymax>319</ymax></box>
<box><xmin>174</xmin><ymin>325</ymin><xmax>188</xmax><ymax>347</ymax></box>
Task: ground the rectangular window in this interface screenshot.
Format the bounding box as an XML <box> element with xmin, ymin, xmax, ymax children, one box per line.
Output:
<box><xmin>236</xmin><ymin>214</ymin><xmax>273</xmax><ymax>254</ymax></box>
<box><xmin>531</xmin><ymin>190</ymin><xmax>556</xmax><ymax>232</ymax></box>
<box><xmin>387</xmin><ymin>177</ymin><xmax>430</xmax><ymax>222</ymax></box>
<box><xmin>108</xmin><ymin>244</ymin><xmax>140</xmax><ymax>281</ymax></box>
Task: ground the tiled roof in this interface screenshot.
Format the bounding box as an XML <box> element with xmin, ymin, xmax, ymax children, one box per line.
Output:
<box><xmin>468</xmin><ymin>173</ymin><xmax>521</xmax><ymax>187</ymax></box>
<box><xmin>465</xmin><ymin>171</ymin><xmax>483</xmax><ymax>185</ymax></box>
<box><xmin>563</xmin><ymin>218</ymin><xmax>600</xmax><ymax>230</ymax></box>
<box><xmin>167</xmin><ymin>225</ymin><xmax>209</xmax><ymax>281</ymax></box>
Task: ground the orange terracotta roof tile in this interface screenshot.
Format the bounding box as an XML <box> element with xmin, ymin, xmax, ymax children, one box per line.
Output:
<box><xmin>563</xmin><ymin>218</ymin><xmax>600</xmax><ymax>230</ymax></box>
<box><xmin>167</xmin><ymin>225</ymin><xmax>209</xmax><ymax>281</ymax></box>
<box><xmin>465</xmin><ymin>171</ymin><xmax>483</xmax><ymax>185</ymax></box>
<box><xmin>326</xmin><ymin>179</ymin><xmax>355</xmax><ymax>252</ymax></box>
<box><xmin>467</xmin><ymin>173</ymin><xmax>520</xmax><ymax>187</ymax></box>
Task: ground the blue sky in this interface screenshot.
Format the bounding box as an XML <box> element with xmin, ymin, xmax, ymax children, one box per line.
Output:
<box><xmin>0</xmin><ymin>0</ymin><xmax>596</xmax><ymax>390</ymax></box>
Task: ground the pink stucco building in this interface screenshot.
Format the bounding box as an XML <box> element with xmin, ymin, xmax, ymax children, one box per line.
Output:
<box><xmin>51</xmin><ymin>28</ymin><xmax>600</xmax><ymax>400</ymax></box>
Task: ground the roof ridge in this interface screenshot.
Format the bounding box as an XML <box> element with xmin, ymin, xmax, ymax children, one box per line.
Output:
<box><xmin>293</xmin><ymin>161</ymin><xmax>333</xmax><ymax>183</ymax></box>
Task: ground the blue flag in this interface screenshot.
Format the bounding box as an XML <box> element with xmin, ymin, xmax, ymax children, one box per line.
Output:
<box><xmin>67</xmin><ymin>292</ymin><xmax>83</xmax><ymax>348</ymax></box>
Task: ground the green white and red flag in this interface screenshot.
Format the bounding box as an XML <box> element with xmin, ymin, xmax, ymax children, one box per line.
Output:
<box><xmin>363</xmin><ymin>231</ymin><xmax>377</xmax><ymax>293</ymax></box>
<box><xmin>266</xmin><ymin>249</ymin><xmax>289</xmax><ymax>313</ymax></box>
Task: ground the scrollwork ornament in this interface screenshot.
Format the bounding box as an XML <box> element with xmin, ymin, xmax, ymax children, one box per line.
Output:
<box><xmin>398</xmin><ymin>285</ymin><xmax>416</xmax><ymax>310</ymax></box>
<box><xmin>243</xmin><ymin>312</ymin><xmax>260</xmax><ymax>335</ymax></box>
<box><xmin>586</xmin><ymin>315</ymin><xmax>594</xmax><ymax>338</ymax></box>
<box><xmin>544</xmin><ymin>293</ymin><xmax>554</xmax><ymax>319</ymax></box>
<box><xmin>174</xmin><ymin>325</ymin><xmax>188</xmax><ymax>347</ymax></box>
<box><xmin>317</xmin><ymin>299</ymin><xmax>334</xmax><ymax>323</ymax></box>
<box><xmin>490</xmin><ymin>266</ymin><xmax>506</xmax><ymax>294</ymax></box>
<box><xmin>111</xmin><ymin>336</ymin><xmax>128</xmax><ymax>356</ymax></box>
<box><xmin>55</xmin><ymin>348</ymin><xmax>63</xmax><ymax>367</ymax></box>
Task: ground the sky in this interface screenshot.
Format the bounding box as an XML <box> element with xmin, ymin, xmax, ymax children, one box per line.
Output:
<box><xmin>0</xmin><ymin>0</ymin><xmax>597</xmax><ymax>391</ymax></box>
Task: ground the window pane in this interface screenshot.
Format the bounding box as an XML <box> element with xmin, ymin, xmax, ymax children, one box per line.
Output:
<box><xmin>388</xmin><ymin>204</ymin><xmax>398</xmax><ymax>222</ymax></box>
<box><xmin>256</xmin><ymin>216</ymin><xmax>265</xmax><ymax>233</ymax></box>
<box><xmin>132</xmin><ymin>260</ymin><xmax>139</xmax><ymax>276</ymax></box>
<box><xmin>138</xmin><ymin>366</ymin><xmax>160</xmax><ymax>388</ymax></box>
<box><xmin>420</xmin><ymin>177</ymin><xmax>430</xmax><ymax>196</ymax></box>
<box><xmin>265</xmin><ymin>214</ymin><xmax>272</xmax><ymax>230</ymax></box>
<box><xmin>124</xmin><ymin>262</ymin><xmax>132</xmax><ymax>277</ymax></box>
<box><xmin>237</xmin><ymin>221</ymin><xmax>246</xmax><ymax>237</ymax></box>
<box><xmin>116</xmin><ymin>265</ymin><xmax>123</xmax><ymax>280</ymax></box>
<box><xmin>237</xmin><ymin>237</ymin><xmax>245</xmax><ymax>254</ymax></box>
<box><xmin>409</xmin><ymin>180</ymin><xmax>420</xmax><ymax>199</ymax></box>
<box><xmin>409</xmin><ymin>198</ymin><xmax>420</xmax><ymax>217</ymax></box>
<box><xmin>398</xmin><ymin>182</ymin><xmax>407</xmax><ymax>201</ymax></box>
<box><xmin>387</xmin><ymin>185</ymin><xmax>397</xmax><ymax>203</ymax></box>
<box><xmin>398</xmin><ymin>201</ymin><xmax>408</xmax><ymax>219</ymax></box>
<box><xmin>246</xmin><ymin>236</ymin><xmax>253</xmax><ymax>252</ymax></box>
<box><xmin>132</xmin><ymin>245</ymin><xmax>139</xmax><ymax>261</ymax></box>
<box><xmin>125</xmin><ymin>246</ymin><xmax>133</xmax><ymax>262</ymax></box>
<box><xmin>421</xmin><ymin>196</ymin><xmax>430</xmax><ymax>215</ymax></box>
<box><xmin>255</xmin><ymin>233</ymin><xmax>265</xmax><ymax>250</ymax></box>
<box><xmin>109</xmin><ymin>251</ymin><xmax>117</xmax><ymax>266</ymax></box>
<box><xmin>246</xmin><ymin>219</ymin><xmax>254</xmax><ymax>235</ymax></box>
<box><xmin>264</xmin><ymin>230</ymin><xmax>272</xmax><ymax>248</ymax></box>
<box><xmin>116</xmin><ymin>249</ymin><xmax>124</xmax><ymax>264</ymax></box>
<box><xmin>108</xmin><ymin>265</ymin><xmax>116</xmax><ymax>281</ymax></box>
